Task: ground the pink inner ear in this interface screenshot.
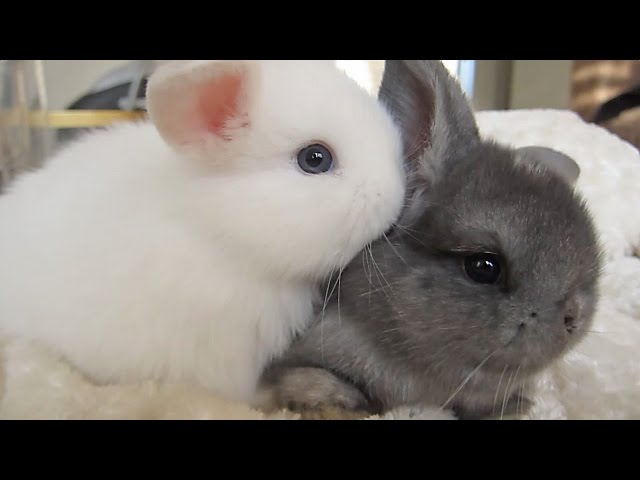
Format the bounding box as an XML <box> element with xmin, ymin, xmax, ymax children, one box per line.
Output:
<box><xmin>198</xmin><ymin>72</ymin><xmax>244</xmax><ymax>140</ymax></box>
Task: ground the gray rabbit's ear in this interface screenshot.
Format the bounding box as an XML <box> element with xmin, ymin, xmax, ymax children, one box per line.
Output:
<box><xmin>378</xmin><ymin>60</ymin><xmax>436</xmax><ymax>161</ymax></box>
<box><xmin>515</xmin><ymin>146</ymin><xmax>581</xmax><ymax>185</ymax></box>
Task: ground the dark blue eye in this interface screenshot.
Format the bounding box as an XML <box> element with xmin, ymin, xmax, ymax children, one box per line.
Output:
<box><xmin>297</xmin><ymin>143</ymin><xmax>333</xmax><ymax>174</ymax></box>
<box><xmin>464</xmin><ymin>253</ymin><xmax>502</xmax><ymax>284</ymax></box>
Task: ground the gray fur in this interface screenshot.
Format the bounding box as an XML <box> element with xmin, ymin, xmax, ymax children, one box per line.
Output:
<box><xmin>258</xmin><ymin>61</ymin><xmax>603</xmax><ymax>420</ymax></box>
<box><xmin>378</xmin><ymin>60</ymin><xmax>480</xmax><ymax>226</ymax></box>
<box><xmin>260</xmin><ymin>366</ymin><xmax>370</xmax><ymax>412</ymax></box>
<box><xmin>515</xmin><ymin>146</ymin><xmax>582</xmax><ymax>185</ymax></box>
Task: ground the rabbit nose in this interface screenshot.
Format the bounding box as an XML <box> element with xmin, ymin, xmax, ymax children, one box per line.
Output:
<box><xmin>563</xmin><ymin>297</ymin><xmax>583</xmax><ymax>333</ymax></box>
<box><xmin>564</xmin><ymin>313</ymin><xmax>577</xmax><ymax>332</ymax></box>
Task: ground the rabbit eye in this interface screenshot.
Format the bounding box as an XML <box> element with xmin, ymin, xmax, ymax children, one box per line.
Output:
<box><xmin>463</xmin><ymin>253</ymin><xmax>502</xmax><ymax>284</ymax></box>
<box><xmin>297</xmin><ymin>143</ymin><xmax>334</xmax><ymax>174</ymax></box>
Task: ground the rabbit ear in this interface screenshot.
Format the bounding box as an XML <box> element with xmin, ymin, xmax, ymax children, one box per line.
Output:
<box><xmin>146</xmin><ymin>60</ymin><xmax>260</xmax><ymax>159</ymax></box>
<box><xmin>515</xmin><ymin>146</ymin><xmax>581</xmax><ymax>185</ymax></box>
<box><xmin>379</xmin><ymin>61</ymin><xmax>482</xmax><ymax>170</ymax></box>
<box><xmin>378</xmin><ymin>60</ymin><xmax>436</xmax><ymax>162</ymax></box>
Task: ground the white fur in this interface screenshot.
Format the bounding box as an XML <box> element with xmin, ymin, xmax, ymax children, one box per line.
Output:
<box><xmin>1</xmin><ymin>109</ymin><xmax>637</xmax><ymax>421</ymax></box>
<box><xmin>335</xmin><ymin>61</ymin><xmax>375</xmax><ymax>94</ymax></box>
<box><xmin>0</xmin><ymin>60</ymin><xmax>405</xmax><ymax>405</ymax></box>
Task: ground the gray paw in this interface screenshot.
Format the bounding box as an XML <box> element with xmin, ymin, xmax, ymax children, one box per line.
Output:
<box><xmin>260</xmin><ymin>367</ymin><xmax>370</xmax><ymax>414</ymax></box>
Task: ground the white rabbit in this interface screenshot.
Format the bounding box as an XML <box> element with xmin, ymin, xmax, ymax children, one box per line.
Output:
<box><xmin>0</xmin><ymin>60</ymin><xmax>406</xmax><ymax>404</ymax></box>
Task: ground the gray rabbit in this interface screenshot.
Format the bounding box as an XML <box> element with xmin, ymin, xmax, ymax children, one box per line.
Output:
<box><xmin>257</xmin><ymin>60</ymin><xmax>603</xmax><ymax>420</ymax></box>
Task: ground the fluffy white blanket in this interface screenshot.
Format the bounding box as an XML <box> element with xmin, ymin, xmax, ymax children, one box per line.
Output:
<box><xmin>1</xmin><ymin>109</ymin><xmax>638</xmax><ymax>420</ymax></box>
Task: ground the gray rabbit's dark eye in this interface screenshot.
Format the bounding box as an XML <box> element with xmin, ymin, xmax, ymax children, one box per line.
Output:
<box><xmin>297</xmin><ymin>143</ymin><xmax>333</xmax><ymax>174</ymax></box>
<box><xmin>464</xmin><ymin>253</ymin><xmax>502</xmax><ymax>284</ymax></box>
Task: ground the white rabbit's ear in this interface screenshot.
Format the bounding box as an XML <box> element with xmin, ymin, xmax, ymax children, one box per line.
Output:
<box><xmin>146</xmin><ymin>60</ymin><xmax>260</xmax><ymax>159</ymax></box>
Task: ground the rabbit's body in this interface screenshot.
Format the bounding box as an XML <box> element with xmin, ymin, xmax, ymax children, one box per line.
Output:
<box><xmin>259</xmin><ymin>61</ymin><xmax>603</xmax><ymax>419</ymax></box>
<box><xmin>0</xmin><ymin>60</ymin><xmax>406</xmax><ymax>403</ymax></box>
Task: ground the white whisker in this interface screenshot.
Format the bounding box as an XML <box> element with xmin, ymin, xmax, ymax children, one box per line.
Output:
<box><xmin>493</xmin><ymin>364</ymin><xmax>509</xmax><ymax>416</ymax></box>
<box><xmin>382</xmin><ymin>231</ymin><xmax>408</xmax><ymax>266</ymax></box>
<box><xmin>440</xmin><ymin>348</ymin><xmax>498</xmax><ymax>411</ymax></box>
<box><xmin>500</xmin><ymin>367</ymin><xmax>517</xmax><ymax>420</ymax></box>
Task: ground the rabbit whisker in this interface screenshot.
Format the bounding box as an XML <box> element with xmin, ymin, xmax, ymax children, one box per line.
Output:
<box><xmin>492</xmin><ymin>364</ymin><xmax>509</xmax><ymax>416</ymax></box>
<box><xmin>440</xmin><ymin>347</ymin><xmax>498</xmax><ymax>411</ymax></box>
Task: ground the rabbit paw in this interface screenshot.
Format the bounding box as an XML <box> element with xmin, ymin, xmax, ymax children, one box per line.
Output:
<box><xmin>259</xmin><ymin>367</ymin><xmax>371</xmax><ymax>419</ymax></box>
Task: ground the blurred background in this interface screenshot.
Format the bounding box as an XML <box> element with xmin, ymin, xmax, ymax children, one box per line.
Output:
<box><xmin>2</xmin><ymin>60</ymin><xmax>639</xmax><ymax>192</ymax></box>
